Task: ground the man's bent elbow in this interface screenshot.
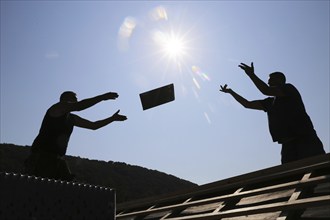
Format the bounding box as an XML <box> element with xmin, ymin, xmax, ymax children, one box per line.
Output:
<box><xmin>243</xmin><ymin>104</ymin><xmax>252</xmax><ymax>109</ymax></box>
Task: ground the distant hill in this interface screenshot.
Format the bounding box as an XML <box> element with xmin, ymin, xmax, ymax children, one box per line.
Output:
<box><xmin>0</xmin><ymin>143</ymin><xmax>197</xmax><ymax>203</ymax></box>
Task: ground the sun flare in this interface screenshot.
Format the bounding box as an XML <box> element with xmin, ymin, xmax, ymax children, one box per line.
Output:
<box><xmin>153</xmin><ymin>30</ymin><xmax>187</xmax><ymax>61</ymax></box>
<box><xmin>163</xmin><ymin>35</ymin><xmax>185</xmax><ymax>58</ymax></box>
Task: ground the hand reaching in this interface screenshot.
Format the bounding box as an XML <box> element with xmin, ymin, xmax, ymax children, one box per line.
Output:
<box><xmin>111</xmin><ymin>110</ymin><xmax>127</xmax><ymax>121</ymax></box>
<box><xmin>220</xmin><ymin>84</ymin><xmax>232</xmax><ymax>93</ymax></box>
<box><xmin>103</xmin><ymin>92</ymin><xmax>119</xmax><ymax>100</ymax></box>
<box><xmin>238</xmin><ymin>62</ymin><xmax>254</xmax><ymax>76</ymax></box>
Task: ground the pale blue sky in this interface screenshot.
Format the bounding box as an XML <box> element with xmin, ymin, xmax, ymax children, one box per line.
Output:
<box><xmin>1</xmin><ymin>1</ymin><xmax>329</xmax><ymax>185</ymax></box>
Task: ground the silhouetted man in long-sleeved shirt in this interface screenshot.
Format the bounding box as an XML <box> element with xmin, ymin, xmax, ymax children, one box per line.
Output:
<box><xmin>220</xmin><ymin>62</ymin><xmax>325</xmax><ymax>164</ymax></box>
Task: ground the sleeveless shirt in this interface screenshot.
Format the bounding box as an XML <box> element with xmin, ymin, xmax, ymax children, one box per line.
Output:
<box><xmin>31</xmin><ymin>108</ymin><xmax>74</xmax><ymax>156</ymax></box>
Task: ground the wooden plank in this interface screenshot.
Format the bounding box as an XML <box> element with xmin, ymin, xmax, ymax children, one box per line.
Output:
<box><xmin>302</xmin><ymin>205</ymin><xmax>330</xmax><ymax>218</ymax></box>
<box><xmin>212</xmin><ymin>202</ymin><xmax>225</xmax><ymax>213</ymax></box>
<box><xmin>147</xmin><ymin>205</ymin><xmax>156</xmax><ymax>210</ymax></box>
<box><xmin>277</xmin><ymin>172</ymin><xmax>313</xmax><ymax>220</ymax></box>
<box><xmin>161</xmin><ymin>212</ymin><xmax>172</xmax><ymax>219</ymax></box>
<box><xmin>181</xmin><ymin>202</ymin><xmax>223</xmax><ymax>214</ymax></box>
<box><xmin>160</xmin><ymin>198</ymin><xmax>193</xmax><ymax>219</ymax></box>
<box><xmin>213</xmin><ymin>187</ymin><xmax>243</xmax><ymax>213</ymax></box>
<box><xmin>238</xmin><ymin>189</ymin><xmax>295</xmax><ymax>206</ymax></box>
<box><xmin>222</xmin><ymin>212</ymin><xmax>281</xmax><ymax>220</ymax></box>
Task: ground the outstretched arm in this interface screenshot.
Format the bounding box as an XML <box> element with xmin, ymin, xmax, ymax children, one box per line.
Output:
<box><xmin>73</xmin><ymin>110</ymin><xmax>127</xmax><ymax>130</ymax></box>
<box><xmin>49</xmin><ymin>92</ymin><xmax>120</xmax><ymax>117</ymax></box>
<box><xmin>70</xmin><ymin>92</ymin><xmax>119</xmax><ymax>112</ymax></box>
<box><xmin>239</xmin><ymin>62</ymin><xmax>283</xmax><ymax>96</ymax></box>
<box><xmin>220</xmin><ymin>84</ymin><xmax>264</xmax><ymax>110</ymax></box>
<box><xmin>238</xmin><ymin>62</ymin><xmax>270</xmax><ymax>95</ymax></box>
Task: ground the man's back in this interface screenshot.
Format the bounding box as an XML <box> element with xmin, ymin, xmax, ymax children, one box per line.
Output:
<box><xmin>261</xmin><ymin>83</ymin><xmax>316</xmax><ymax>143</ymax></box>
<box><xmin>31</xmin><ymin>108</ymin><xmax>74</xmax><ymax>156</ymax></box>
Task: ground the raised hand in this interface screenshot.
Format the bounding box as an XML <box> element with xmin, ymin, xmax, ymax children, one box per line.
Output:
<box><xmin>238</xmin><ymin>62</ymin><xmax>254</xmax><ymax>76</ymax></box>
<box><xmin>220</xmin><ymin>84</ymin><xmax>232</xmax><ymax>93</ymax></box>
<box><xmin>111</xmin><ymin>110</ymin><xmax>127</xmax><ymax>121</ymax></box>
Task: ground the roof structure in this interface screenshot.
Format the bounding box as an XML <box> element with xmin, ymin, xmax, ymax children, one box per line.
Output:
<box><xmin>117</xmin><ymin>153</ymin><xmax>330</xmax><ymax>220</ymax></box>
<box><xmin>0</xmin><ymin>172</ymin><xmax>115</xmax><ymax>220</ymax></box>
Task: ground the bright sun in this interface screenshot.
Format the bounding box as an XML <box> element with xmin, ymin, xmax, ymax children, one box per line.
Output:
<box><xmin>163</xmin><ymin>35</ymin><xmax>185</xmax><ymax>59</ymax></box>
<box><xmin>153</xmin><ymin>30</ymin><xmax>187</xmax><ymax>61</ymax></box>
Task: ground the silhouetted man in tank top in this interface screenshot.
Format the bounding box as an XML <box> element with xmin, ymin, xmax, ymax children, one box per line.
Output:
<box><xmin>25</xmin><ymin>91</ymin><xmax>127</xmax><ymax>181</ymax></box>
<box><xmin>220</xmin><ymin>62</ymin><xmax>325</xmax><ymax>164</ymax></box>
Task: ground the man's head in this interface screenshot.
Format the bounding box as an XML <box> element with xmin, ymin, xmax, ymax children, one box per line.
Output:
<box><xmin>268</xmin><ymin>72</ymin><xmax>286</xmax><ymax>87</ymax></box>
<box><xmin>60</xmin><ymin>91</ymin><xmax>77</xmax><ymax>103</ymax></box>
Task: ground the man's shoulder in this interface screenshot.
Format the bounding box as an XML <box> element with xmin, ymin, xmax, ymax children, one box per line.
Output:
<box><xmin>282</xmin><ymin>83</ymin><xmax>300</xmax><ymax>95</ymax></box>
<box><xmin>47</xmin><ymin>102</ymin><xmax>70</xmax><ymax>117</ymax></box>
<box><xmin>283</xmin><ymin>83</ymin><xmax>298</xmax><ymax>89</ymax></box>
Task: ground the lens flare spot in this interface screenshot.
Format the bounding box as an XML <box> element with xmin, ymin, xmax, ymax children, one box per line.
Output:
<box><xmin>191</xmin><ymin>65</ymin><xmax>211</xmax><ymax>81</ymax></box>
<box><xmin>204</xmin><ymin>112</ymin><xmax>211</xmax><ymax>124</ymax></box>
<box><xmin>191</xmin><ymin>65</ymin><xmax>201</xmax><ymax>73</ymax></box>
<box><xmin>119</xmin><ymin>17</ymin><xmax>137</xmax><ymax>38</ymax></box>
<box><xmin>150</xmin><ymin>6</ymin><xmax>168</xmax><ymax>21</ymax></box>
<box><xmin>118</xmin><ymin>17</ymin><xmax>137</xmax><ymax>51</ymax></box>
<box><xmin>192</xmin><ymin>77</ymin><xmax>201</xmax><ymax>90</ymax></box>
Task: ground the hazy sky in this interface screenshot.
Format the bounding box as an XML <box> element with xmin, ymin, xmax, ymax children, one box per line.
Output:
<box><xmin>1</xmin><ymin>1</ymin><xmax>329</xmax><ymax>185</ymax></box>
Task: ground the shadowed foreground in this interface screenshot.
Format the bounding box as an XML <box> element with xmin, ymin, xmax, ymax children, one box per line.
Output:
<box><xmin>1</xmin><ymin>144</ymin><xmax>329</xmax><ymax>219</ymax></box>
<box><xmin>117</xmin><ymin>153</ymin><xmax>330</xmax><ymax>220</ymax></box>
<box><xmin>0</xmin><ymin>172</ymin><xmax>115</xmax><ymax>220</ymax></box>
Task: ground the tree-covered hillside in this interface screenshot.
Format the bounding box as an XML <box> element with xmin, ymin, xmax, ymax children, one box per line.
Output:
<box><xmin>0</xmin><ymin>143</ymin><xmax>197</xmax><ymax>203</ymax></box>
